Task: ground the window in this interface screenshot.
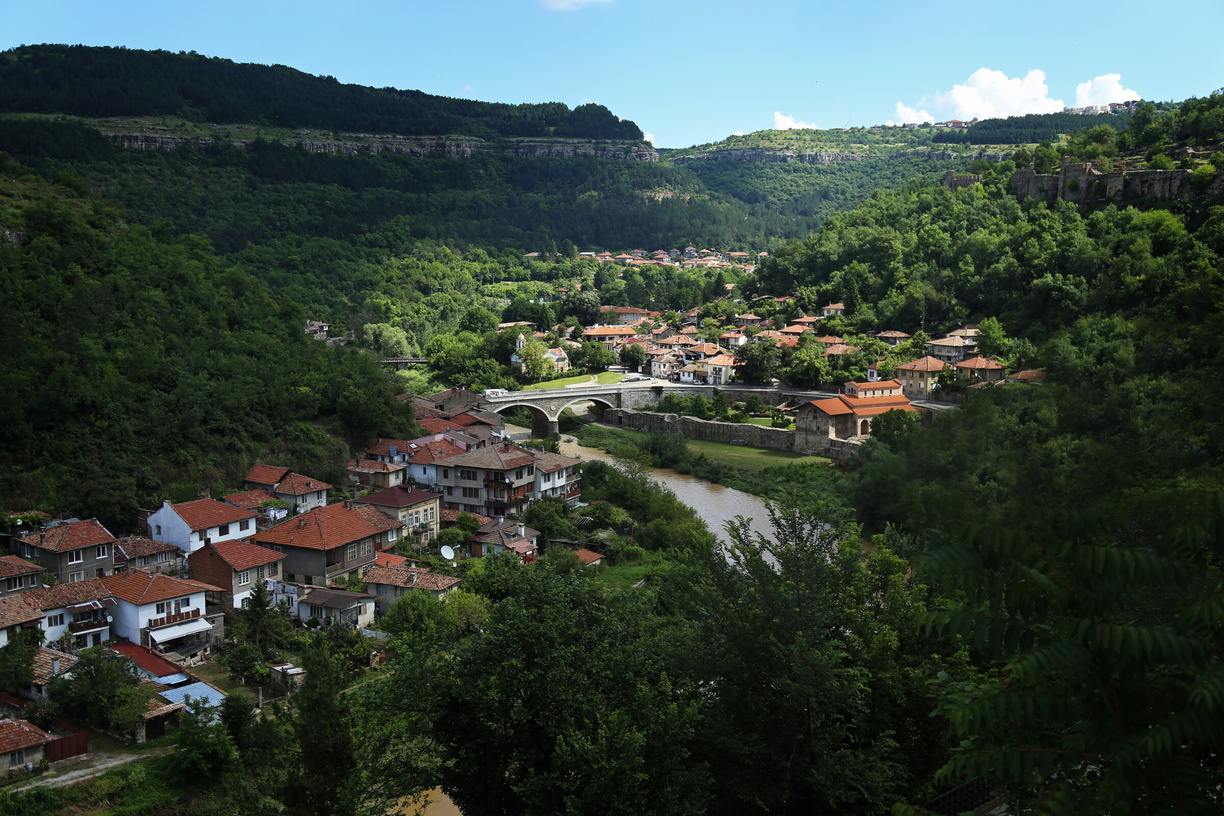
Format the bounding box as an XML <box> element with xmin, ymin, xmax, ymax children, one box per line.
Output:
<box><xmin>46</xmin><ymin>613</ymin><xmax>64</xmax><ymax>627</ymax></box>
<box><xmin>361</xmin><ymin>541</ymin><xmax>373</xmax><ymax>557</ymax></box>
<box><xmin>239</xmin><ymin>519</ymin><xmax>250</xmax><ymax>531</ymax></box>
<box><xmin>237</xmin><ymin>570</ymin><xmax>250</xmax><ymax>585</ymax></box>
<box><xmin>515</xmin><ymin>469</ymin><xmax>523</xmax><ymax>480</ymax></box>
<box><xmin>67</xmin><ymin>550</ymin><xmax>83</xmax><ymax>564</ymax></box>
<box><xmin>218</xmin><ymin>524</ymin><xmax>229</xmax><ymax>537</ymax></box>
<box><xmin>67</xmin><ymin>572</ymin><xmax>84</xmax><ymax>583</ymax></box>
<box><xmin>346</xmin><ymin>544</ymin><xmax>357</xmax><ymax>562</ymax></box>
<box><xmin>388</xmin><ymin>528</ymin><xmax>398</xmax><ymax>541</ymax></box>
<box><xmin>156</xmin><ymin>602</ymin><xmax>167</xmax><ymax>615</ymax></box>
<box><xmin>442</xmin><ymin>469</ymin><xmax>449</xmax><ymax>479</ymax></box>
<box><xmin>155</xmin><ymin>524</ymin><xmax>162</xmax><ymax>536</ymax></box>
<box><xmin>316</xmin><ymin>491</ymin><xmax>324</xmax><ymax>501</ymax></box>
<box><xmin>9</xmin><ymin>749</ymin><xmax>24</xmax><ymax>767</ymax></box>
<box><xmin>462</xmin><ymin>487</ymin><xmax>480</xmax><ymax>498</ymax></box>
<box><xmin>157</xmin><ymin>551</ymin><xmax>171</xmax><ymax>562</ymax></box>
<box><xmin>174</xmin><ymin>596</ymin><xmax>192</xmax><ymax>613</ymax></box>
<box><xmin>459</xmin><ymin>469</ymin><xmax>477</xmax><ymax>481</ymax></box>
<box><xmin>256</xmin><ymin>565</ymin><xmax>265</xmax><ymax>580</ymax></box>
<box><xmin>96</xmin><ymin>544</ymin><xmax>109</xmax><ymax>559</ymax></box>
<box><xmin>267</xmin><ymin>561</ymin><xmax>278</xmax><ymax>576</ymax></box>
<box><xmin>6</xmin><ymin>576</ymin><xmax>24</xmax><ymax>591</ymax></box>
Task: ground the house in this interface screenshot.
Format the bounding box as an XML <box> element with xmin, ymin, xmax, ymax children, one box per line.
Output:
<box><xmin>575</xmin><ymin>549</ymin><xmax>604</xmax><ymax>567</ymax></box>
<box><xmin>251</xmin><ymin>503</ymin><xmax>391</xmax><ymax>586</ymax></box>
<box><xmin>25</xmin><ymin>647</ymin><xmax>77</xmax><ymax>699</ymax></box>
<box><xmin>364</xmin><ymin>566</ymin><xmax>462</xmax><ymax>614</ymax></box>
<box><xmin>242</xmin><ymin>464</ymin><xmax>332</xmax><ymax>514</ymax></box>
<box><xmin>350</xmin><ymin>505</ymin><xmax>408</xmax><ymax>556</ymax></box>
<box><xmin>433</xmin><ymin>443</ymin><xmax>540</xmax><ymax>519</ymax></box>
<box><xmin>473</xmin><ymin>519</ymin><xmax>539</xmax><ymax>561</ymax></box>
<box><xmin>147</xmin><ymin>499</ymin><xmax>257</xmax><ymax>556</ymax></box>
<box><xmin>350</xmin><ymin>486</ymin><xmax>440</xmax><ymax>552</ymax></box>
<box><xmin>188</xmin><ymin>540</ymin><xmax>286</xmax><ymax>609</ymax></box>
<box><xmin>101</xmin><ymin>570</ymin><xmax>225</xmax><ymax>665</ymax></box>
<box><xmin>953</xmin><ymin>356</ymin><xmax>1007</xmax><ymax>383</ymax></box>
<box><xmin>821</xmin><ymin>302</ymin><xmax>846</xmax><ymax>317</ymax></box>
<box><xmin>0</xmin><ymin>718</ymin><xmax>54</xmax><ymax>772</ymax></box>
<box><xmin>581</xmin><ymin>325</ymin><xmax>639</xmax><ymax>347</ymax></box>
<box><xmin>845</xmin><ymin>380</ymin><xmax>903</xmax><ymax>398</ymax></box>
<box><xmin>734</xmin><ymin>313</ymin><xmax>762</xmax><ymax>328</ymax></box>
<box><xmin>222</xmin><ymin>488</ymin><xmax>288</xmax><ymax>526</ymax></box>
<box><xmin>295</xmin><ymin>587</ymin><xmax>376</xmax><ymax>629</ymax></box>
<box><xmin>705</xmin><ymin>354</ymin><xmax>739</xmax><ymax>386</ymax></box>
<box><xmin>926</xmin><ymin>335</ymin><xmax>975</xmax><ymax>364</ymax></box>
<box><xmin>15</xmin><ymin>519</ymin><xmax>116</xmax><ymax>584</ymax></box>
<box><xmin>113</xmin><ymin>536</ymin><xmax>184</xmax><ymax>576</ymax></box>
<box><xmin>531</xmin><ymin>451</ymin><xmax>583</xmax><ymax>506</ymax></box>
<box><xmin>111</xmin><ymin>643</ymin><xmax>192</xmax><ymax>685</ymax></box>
<box><xmin>0</xmin><ymin>556</ymin><xmax>41</xmax><ymax>598</ymax></box>
<box><xmin>1006</xmin><ymin>369</ymin><xmax>1046</xmax><ymax>385</ymax></box>
<box><xmin>0</xmin><ymin>595</ymin><xmax>42</xmax><ymax>648</ymax></box>
<box><xmin>896</xmin><ymin>356</ymin><xmax>948</xmax><ymax>397</ymax></box>
<box><xmin>877</xmin><ymin>330</ymin><xmax>912</xmax><ymax>346</ymax></box>
<box><xmin>346</xmin><ymin>459</ymin><xmax>408</xmax><ymax>490</ymax></box>
<box><xmin>304</xmin><ymin>320</ymin><xmax>329</xmax><ymax>340</ymax></box>
<box><xmin>22</xmin><ymin>579</ymin><xmax>117</xmax><ymax>652</ymax></box>
<box><xmin>797</xmin><ymin>394</ymin><xmax>918</xmax><ymax>440</ymax></box>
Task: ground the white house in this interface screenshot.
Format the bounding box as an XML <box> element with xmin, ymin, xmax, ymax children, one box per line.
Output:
<box><xmin>531</xmin><ymin>451</ymin><xmax>583</xmax><ymax>506</ymax></box>
<box><xmin>147</xmin><ymin>499</ymin><xmax>257</xmax><ymax>555</ymax></box>
<box><xmin>102</xmin><ymin>570</ymin><xmax>224</xmax><ymax>664</ymax></box>
<box><xmin>21</xmin><ymin>579</ymin><xmax>117</xmax><ymax>652</ymax></box>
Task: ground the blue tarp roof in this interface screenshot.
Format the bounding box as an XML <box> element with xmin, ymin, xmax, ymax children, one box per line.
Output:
<box><xmin>159</xmin><ymin>681</ymin><xmax>226</xmax><ymax>709</ymax></box>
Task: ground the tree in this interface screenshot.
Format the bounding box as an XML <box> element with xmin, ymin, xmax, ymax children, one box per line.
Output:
<box><xmin>285</xmin><ymin>633</ymin><xmax>358</xmax><ymax>816</ymax></box>
<box><xmin>576</xmin><ymin>341</ymin><xmax>616</xmax><ymax>372</ymax></box>
<box><xmin>0</xmin><ymin>627</ymin><xmax>42</xmax><ymax>691</ymax></box>
<box><xmin>47</xmin><ymin>647</ymin><xmax>159</xmax><ymax>737</ymax></box>
<box><xmin>558</xmin><ymin>290</ymin><xmax>601</xmax><ymax>326</ymax></box>
<box><xmin>516</xmin><ymin>337</ymin><xmax>552</xmax><ymax>381</ymax></box>
<box><xmin>168</xmin><ymin>695</ymin><xmax>238</xmax><ymax>786</ymax></box>
<box><xmin>735</xmin><ymin>339</ymin><xmax>782</xmax><ymax>385</ymax></box>
<box><xmin>619</xmin><ymin>342</ymin><xmax>646</xmax><ymax>372</ymax></box>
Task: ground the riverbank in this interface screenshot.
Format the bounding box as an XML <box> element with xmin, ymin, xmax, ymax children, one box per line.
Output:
<box><xmin>569</xmin><ymin>421</ymin><xmax>843</xmax><ymax>507</ymax></box>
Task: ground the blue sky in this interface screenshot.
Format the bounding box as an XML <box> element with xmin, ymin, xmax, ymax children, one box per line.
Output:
<box><xmin>3</xmin><ymin>0</ymin><xmax>1221</xmax><ymax>148</ymax></box>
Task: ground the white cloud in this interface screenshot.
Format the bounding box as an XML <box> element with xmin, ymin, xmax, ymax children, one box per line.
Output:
<box><xmin>643</xmin><ymin>132</ymin><xmax>655</xmax><ymax>144</ymax></box>
<box><xmin>539</xmin><ymin>0</ymin><xmax>612</xmax><ymax>9</ymax></box>
<box><xmin>894</xmin><ymin>68</ymin><xmax>1064</xmax><ymax>123</ymax></box>
<box><xmin>1076</xmin><ymin>73</ymin><xmax>1139</xmax><ymax>106</ymax></box>
<box><xmin>889</xmin><ymin>103</ymin><xmax>933</xmax><ymax>125</ymax></box>
<box><xmin>773</xmin><ymin>111</ymin><xmax>820</xmax><ymax>130</ymax></box>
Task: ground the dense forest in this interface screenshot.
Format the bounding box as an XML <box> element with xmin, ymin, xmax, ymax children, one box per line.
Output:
<box><xmin>0</xmin><ymin>45</ymin><xmax>643</xmax><ymax>140</ymax></box>
<box><xmin>2</xmin><ymin>48</ymin><xmax>1224</xmax><ymax>815</ymax></box>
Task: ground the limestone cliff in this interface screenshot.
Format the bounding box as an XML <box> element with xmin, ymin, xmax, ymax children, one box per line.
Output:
<box><xmin>672</xmin><ymin>148</ymin><xmax>872</xmax><ymax>166</ymax></box>
<box><xmin>108</xmin><ymin>132</ymin><xmax>659</xmax><ymax>161</ymax></box>
<box><xmin>1009</xmin><ymin>157</ymin><xmax>1224</xmax><ymax>204</ymax></box>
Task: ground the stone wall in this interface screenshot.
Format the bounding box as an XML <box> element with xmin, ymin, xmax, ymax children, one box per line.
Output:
<box><xmin>1009</xmin><ymin>157</ymin><xmax>1224</xmax><ymax>204</ymax></box>
<box><xmin>601</xmin><ymin>408</ymin><xmax>863</xmax><ymax>460</ymax></box>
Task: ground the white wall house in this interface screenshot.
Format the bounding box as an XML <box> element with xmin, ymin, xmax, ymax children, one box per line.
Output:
<box><xmin>102</xmin><ymin>571</ymin><xmax>223</xmax><ymax>664</ymax></box>
<box><xmin>147</xmin><ymin>499</ymin><xmax>257</xmax><ymax>555</ymax></box>
<box><xmin>22</xmin><ymin>579</ymin><xmax>117</xmax><ymax>651</ymax></box>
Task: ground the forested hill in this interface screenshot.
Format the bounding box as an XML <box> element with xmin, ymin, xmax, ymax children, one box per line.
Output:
<box><xmin>0</xmin><ymin>154</ymin><xmax>417</xmax><ymax>530</ymax></box>
<box><xmin>0</xmin><ymin>44</ymin><xmax>644</xmax><ymax>141</ymax></box>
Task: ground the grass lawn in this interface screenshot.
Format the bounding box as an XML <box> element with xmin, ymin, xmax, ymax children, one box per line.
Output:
<box><xmin>743</xmin><ymin>416</ymin><xmax>793</xmax><ymax>429</ymax></box>
<box><xmin>521</xmin><ymin>371</ymin><xmax>625</xmax><ymax>390</ymax></box>
<box><xmin>190</xmin><ymin>657</ymin><xmax>241</xmax><ymax>694</ymax></box>
<box><xmin>577</xmin><ymin>423</ymin><xmax>824</xmax><ymax>471</ymax></box>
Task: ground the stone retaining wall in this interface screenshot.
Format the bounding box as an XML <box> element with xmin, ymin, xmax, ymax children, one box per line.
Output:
<box><xmin>602</xmin><ymin>408</ymin><xmax>862</xmax><ymax>460</ymax></box>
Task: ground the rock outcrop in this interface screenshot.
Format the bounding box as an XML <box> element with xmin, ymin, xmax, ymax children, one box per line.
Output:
<box><xmin>107</xmin><ymin>132</ymin><xmax>659</xmax><ymax>161</ymax></box>
<box><xmin>673</xmin><ymin>148</ymin><xmax>873</xmax><ymax>166</ymax></box>
<box><xmin>1010</xmin><ymin>156</ymin><xmax>1224</xmax><ymax>204</ymax></box>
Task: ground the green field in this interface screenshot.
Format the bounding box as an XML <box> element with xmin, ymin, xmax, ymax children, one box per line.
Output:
<box><xmin>521</xmin><ymin>371</ymin><xmax>624</xmax><ymax>390</ymax></box>
<box><xmin>576</xmin><ymin>423</ymin><xmax>825</xmax><ymax>471</ymax></box>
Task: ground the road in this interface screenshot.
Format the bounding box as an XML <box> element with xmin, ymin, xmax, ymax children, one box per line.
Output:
<box><xmin>8</xmin><ymin>745</ymin><xmax>172</xmax><ymax>791</ymax></box>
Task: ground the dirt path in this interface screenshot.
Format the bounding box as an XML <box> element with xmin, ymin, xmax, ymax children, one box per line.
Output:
<box><xmin>8</xmin><ymin>745</ymin><xmax>172</xmax><ymax>791</ymax></box>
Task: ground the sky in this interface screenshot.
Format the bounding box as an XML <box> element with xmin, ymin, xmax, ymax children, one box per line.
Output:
<box><xmin>3</xmin><ymin>0</ymin><xmax>1221</xmax><ymax>148</ymax></box>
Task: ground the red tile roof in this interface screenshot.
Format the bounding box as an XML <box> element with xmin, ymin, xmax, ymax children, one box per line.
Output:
<box><xmin>374</xmin><ymin>551</ymin><xmax>411</xmax><ymax>568</ymax></box>
<box><xmin>575</xmin><ymin>549</ymin><xmax>604</xmax><ymax>565</ymax></box>
<box><xmin>223</xmin><ymin>488</ymin><xmax>280</xmax><ymax>510</ymax></box>
<box><xmin>244</xmin><ymin>463</ymin><xmax>290</xmax><ymax>487</ymax></box>
<box><xmin>350</xmin><ymin>504</ymin><xmax>405</xmax><ymax>534</ymax></box>
<box><xmin>170</xmin><ymin>499</ymin><xmax>256</xmax><ymax>531</ymax></box>
<box><xmin>202</xmin><ymin>540</ymin><xmax>285</xmax><ymax>572</ymax></box>
<box><xmin>113</xmin><ymin>536</ymin><xmax>179</xmax><ymax>561</ymax></box>
<box><xmin>274</xmin><ymin>473</ymin><xmax>333</xmax><ymax>496</ymax></box>
<box><xmin>353</xmin><ymin>486</ymin><xmax>442</xmax><ymax>509</ymax></box>
<box><xmin>896</xmin><ymin>356</ymin><xmax>947</xmax><ymax>373</ymax></box>
<box><xmin>0</xmin><ymin>595</ymin><xmax>42</xmax><ymax>629</ymax></box>
<box><xmin>0</xmin><ymin>555</ymin><xmax>41</xmax><ymax>580</ymax></box>
<box><xmin>0</xmin><ymin>719</ymin><xmax>53</xmax><ymax>753</ymax></box>
<box><xmin>417</xmin><ymin>416</ymin><xmax>465</xmax><ymax>434</ymax></box>
<box><xmin>21</xmin><ymin>578</ymin><xmax>115</xmax><ymax>612</ymax></box>
<box><xmin>111</xmin><ymin>642</ymin><xmax>183</xmax><ymax>679</ymax></box>
<box><xmin>363</xmin><ymin>566</ymin><xmax>461</xmax><ymax>593</ymax></box>
<box><xmin>953</xmin><ymin>355</ymin><xmax>1005</xmax><ymax>371</ymax></box>
<box><xmin>408</xmin><ymin>440</ymin><xmax>467</xmax><ymax>466</ymax></box>
<box><xmin>20</xmin><ymin>519</ymin><xmax>114</xmax><ymax>553</ymax></box>
<box><xmin>101</xmin><ymin>570</ymin><xmax>223</xmax><ymax>605</ymax></box>
<box><xmin>810</xmin><ymin>394</ymin><xmax>918</xmax><ymax>419</ymax></box>
<box><xmin>253</xmin><ymin>503</ymin><xmax>384</xmax><ymax>551</ymax></box>
<box><xmin>31</xmin><ymin>648</ymin><xmax>77</xmax><ymax>686</ymax></box>
<box><xmin>440</xmin><ymin>509</ymin><xmax>491</xmax><ymax>526</ymax></box>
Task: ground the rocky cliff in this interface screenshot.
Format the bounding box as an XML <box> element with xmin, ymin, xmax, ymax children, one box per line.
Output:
<box><xmin>672</xmin><ymin>148</ymin><xmax>872</xmax><ymax>166</ymax></box>
<box><xmin>1010</xmin><ymin>157</ymin><xmax>1224</xmax><ymax>204</ymax></box>
<box><xmin>108</xmin><ymin>132</ymin><xmax>659</xmax><ymax>161</ymax></box>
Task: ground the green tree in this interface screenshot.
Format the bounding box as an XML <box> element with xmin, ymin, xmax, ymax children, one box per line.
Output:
<box><xmin>168</xmin><ymin>695</ymin><xmax>238</xmax><ymax>786</ymax></box>
<box><xmin>47</xmin><ymin>647</ymin><xmax>159</xmax><ymax>737</ymax></box>
<box><xmin>576</xmin><ymin>341</ymin><xmax>616</xmax><ymax>372</ymax></box>
<box><xmin>0</xmin><ymin>628</ymin><xmax>42</xmax><ymax>691</ymax></box>
<box><xmin>619</xmin><ymin>342</ymin><xmax>647</xmax><ymax>372</ymax></box>
<box><xmin>285</xmin><ymin>633</ymin><xmax>358</xmax><ymax>816</ymax></box>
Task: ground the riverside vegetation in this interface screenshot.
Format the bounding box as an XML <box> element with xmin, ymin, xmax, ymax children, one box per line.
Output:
<box><xmin>1</xmin><ymin>49</ymin><xmax>1223</xmax><ymax>814</ymax></box>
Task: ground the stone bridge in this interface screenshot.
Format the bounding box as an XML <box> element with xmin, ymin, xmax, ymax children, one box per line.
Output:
<box><xmin>479</xmin><ymin>383</ymin><xmax>827</xmax><ymax>438</ymax></box>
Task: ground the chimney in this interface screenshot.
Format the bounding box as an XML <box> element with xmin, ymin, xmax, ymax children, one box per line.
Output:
<box><xmin>51</xmin><ymin>658</ymin><xmax>60</xmax><ymax>675</ymax></box>
<box><xmin>517</xmin><ymin>522</ymin><xmax>525</xmax><ymax>538</ymax></box>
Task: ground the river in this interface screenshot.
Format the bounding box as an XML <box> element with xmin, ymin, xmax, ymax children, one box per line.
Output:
<box><xmin>556</xmin><ymin>434</ymin><xmax>777</xmax><ymax>545</ymax></box>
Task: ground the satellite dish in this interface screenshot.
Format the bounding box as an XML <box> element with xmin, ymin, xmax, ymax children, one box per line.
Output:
<box><xmin>440</xmin><ymin>545</ymin><xmax>456</xmax><ymax>560</ymax></box>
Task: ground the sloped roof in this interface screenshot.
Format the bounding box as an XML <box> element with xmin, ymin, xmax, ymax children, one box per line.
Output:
<box><xmin>102</xmin><ymin>570</ymin><xmax>223</xmax><ymax>605</ymax></box>
<box><xmin>275</xmin><ymin>473</ymin><xmax>333</xmax><ymax>496</ymax></box>
<box><xmin>0</xmin><ymin>555</ymin><xmax>41</xmax><ymax>579</ymax></box>
<box><xmin>170</xmin><ymin>499</ymin><xmax>256</xmax><ymax>531</ymax></box>
<box><xmin>350</xmin><ymin>504</ymin><xmax>406</xmax><ymax>534</ymax></box>
<box><xmin>223</xmin><ymin>488</ymin><xmax>280</xmax><ymax>510</ymax></box>
<box><xmin>21</xmin><ymin>579</ymin><xmax>115</xmax><ymax>612</ymax></box>
<box><xmin>409</xmin><ymin>439</ymin><xmax>468</xmax><ymax>466</ymax></box>
<box><xmin>299</xmin><ymin>588</ymin><xmax>375</xmax><ymax>609</ymax></box>
<box><xmin>575</xmin><ymin>549</ymin><xmax>604</xmax><ymax>565</ymax></box>
<box><xmin>809</xmin><ymin>394</ymin><xmax>918</xmax><ymax>419</ymax></box>
<box><xmin>254</xmin><ymin>503</ymin><xmax>384</xmax><ymax>551</ymax></box>
<box><xmin>0</xmin><ymin>595</ymin><xmax>42</xmax><ymax>629</ymax></box>
<box><xmin>532</xmin><ymin>450</ymin><xmax>582</xmax><ymax>473</ymax></box>
<box><xmin>244</xmin><ymin>463</ymin><xmax>290</xmax><ymax>487</ymax></box>
<box><xmin>440</xmin><ymin>443</ymin><xmax>538</xmax><ymax>472</ymax></box>
<box><xmin>364</xmin><ymin>566</ymin><xmax>461</xmax><ymax>593</ymax></box>
<box><xmin>30</xmin><ymin>648</ymin><xmax>77</xmax><ymax>686</ymax></box>
<box><xmin>440</xmin><ymin>508</ymin><xmax>492</xmax><ymax>526</ymax></box>
<box><xmin>346</xmin><ymin>460</ymin><xmax>405</xmax><ymax>475</ymax></box>
<box><xmin>112</xmin><ymin>642</ymin><xmax>185</xmax><ymax>679</ymax></box>
<box><xmin>417</xmin><ymin>416</ymin><xmax>465</xmax><ymax>434</ymax></box>
<box><xmin>20</xmin><ymin>519</ymin><xmax>114</xmax><ymax>553</ymax></box>
<box><xmin>200</xmin><ymin>540</ymin><xmax>285</xmax><ymax>571</ymax></box>
<box><xmin>954</xmin><ymin>355</ymin><xmax>1005</xmax><ymax>371</ymax></box>
<box><xmin>374</xmin><ymin>551</ymin><xmax>411</xmax><ymax>568</ymax></box>
<box><xmin>114</xmin><ymin>536</ymin><xmax>179</xmax><ymax>561</ymax></box>
<box><xmin>0</xmin><ymin>719</ymin><xmax>53</xmax><ymax>753</ymax></box>
<box><xmin>896</xmin><ymin>356</ymin><xmax>947</xmax><ymax>372</ymax></box>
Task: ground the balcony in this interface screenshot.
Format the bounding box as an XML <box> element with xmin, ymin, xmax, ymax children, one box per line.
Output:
<box><xmin>68</xmin><ymin>618</ymin><xmax>107</xmax><ymax>634</ymax></box>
